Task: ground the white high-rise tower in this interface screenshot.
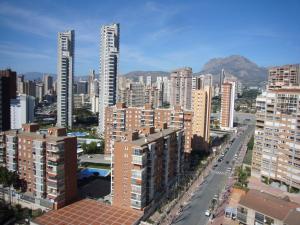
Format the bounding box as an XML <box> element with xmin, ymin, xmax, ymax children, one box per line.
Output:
<box><xmin>57</xmin><ymin>30</ymin><xmax>74</xmax><ymax>129</ymax></box>
<box><xmin>98</xmin><ymin>23</ymin><xmax>120</xmax><ymax>133</ymax></box>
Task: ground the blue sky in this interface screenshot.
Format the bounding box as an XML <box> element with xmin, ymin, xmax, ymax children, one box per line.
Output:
<box><xmin>0</xmin><ymin>0</ymin><xmax>299</xmax><ymax>76</ymax></box>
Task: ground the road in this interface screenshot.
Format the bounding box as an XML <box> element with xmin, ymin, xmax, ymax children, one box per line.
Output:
<box><xmin>173</xmin><ymin>125</ymin><xmax>255</xmax><ymax>225</ymax></box>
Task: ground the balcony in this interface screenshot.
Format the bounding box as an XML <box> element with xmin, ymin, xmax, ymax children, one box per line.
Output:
<box><xmin>132</xmin><ymin>154</ymin><xmax>147</xmax><ymax>166</ymax></box>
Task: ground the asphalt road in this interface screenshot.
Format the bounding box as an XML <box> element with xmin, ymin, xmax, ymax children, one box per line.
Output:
<box><xmin>174</xmin><ymin>125</ymin><xmax>255</xmax><ymax>225</ymax></box>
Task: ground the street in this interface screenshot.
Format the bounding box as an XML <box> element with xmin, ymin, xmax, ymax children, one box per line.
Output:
<box><xmin>173</xmin><ymin>125</ymin><xmax>255</xmax><ymax>225</ymax></box>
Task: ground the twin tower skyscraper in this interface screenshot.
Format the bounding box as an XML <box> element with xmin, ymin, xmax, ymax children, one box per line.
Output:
<box><xmin>57</xmin><ymin>24</ymin><xmax>120</xmax><ymax>132</ymax></box>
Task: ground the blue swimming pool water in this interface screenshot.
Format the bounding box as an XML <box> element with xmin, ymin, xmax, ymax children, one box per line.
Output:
<box><xmin>79</xmin><ymin>168</ymin><xmax>110</xmax><ymax>179</ymax></box>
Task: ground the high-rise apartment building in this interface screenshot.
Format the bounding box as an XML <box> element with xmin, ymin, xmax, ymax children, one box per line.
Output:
<box><xmin>36</xmin><ymin>82</ymin><xmax>44</xmax><ymax>102</ymax></box>
<box><xmin>3</xmin><ymin>124</ymin><xmax>77</xmax><ymax>209</ymax></box>
<box><xmin>104</xmin><ymin>103</ymin><xmax>193</xmax><ymax>159</ymax></box>
<box><xmin>268</xmin><ymin>64</ymin><xmax>300</xmax><ymax>90</ymax></box>
<box><xmin>57</xmin><ymin>30</ymin><xmax>74</xmax><ymax>129</ymax></box>
<box><xmin>169</xmin><ymin>67</ymin><xmax>193</xmax><ymax>110</ymax></box>
<box><xmin>252</xmin><ymin>65</ymin><xmax>300</xmax><ymax>191</ymax></box>
<box><xmin>99</xmin><ymin>23</ymin><xmax>120</xmax><ymax>134</ymax></box>
<box><xmin>0</xmin><ymin>69</ymin><xmax>17</xmax><ymax>131</ymax></box>
<box><xmin>192</xmin><ymin>85</ymin><xmax>212</xmax><ymax>151</ymax></box>
<box><xmin>220</xmin><ymin>81</ymin><xmax>235</xmax><ymax>130</ymax></box>
<box><xmin>162</xmin><ymin>77</ymin><xmax>170</xmax><ymax>103</ymax></box>
<box><xmin>43</xmin><ymin>74</ymin><xmax>53</xmax><ymax>95</ymax></box>
<box><xmin>111</xmin><ymin>126</ymin><xmax>184</xmax><ymax>211</ymax></box>
<box><xmin>146</xmin><ymin>76</ymin><xmax>152</xmax><ymax>86</ymax></box>
<box><xmin>144</xmin><ymin>85</ymin><xmax>163</xmax><ymax>108</ymax></box>
<box><xmin>10</xmin><ymin>94</ymin><xmax>35</xmax><ymax>129</ymax></box>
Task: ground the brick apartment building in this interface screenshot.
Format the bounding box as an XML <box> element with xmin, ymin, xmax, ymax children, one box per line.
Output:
<box><xmin>104</xmin><ymin>103</ymin><xmax>193</xmax><ymax>159</ymax></box>
<box><xmin>111</xmin><ymin>126</ymin><xmax>184</xmax><ymax>212</ymax></box>
<box><xmin>220</xmin><ymin>81</ymin><xmax>235</xmax><ymax>130</ymax></box>
<box><xmin>2</xmin><ymin>123</ymin><xmax>77</xmax><ymax>209</ymax></box>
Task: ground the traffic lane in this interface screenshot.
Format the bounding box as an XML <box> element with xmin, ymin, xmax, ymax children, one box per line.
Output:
<box><xmin>174</xmin><ymin>173</ymin><xmax>227</xmax><ymax>225</ymax></box>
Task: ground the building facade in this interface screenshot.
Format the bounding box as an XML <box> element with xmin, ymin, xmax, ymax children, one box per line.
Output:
<box><xmin>57</xmin><ymin>30</ymin><xmax>74</xmax><ymax>129</ymax></box>
<box><xmin>3</xmin><ymin>124</ymin><xmax>77</xmax><ymax>209</ymax></box>
<box><xmin>99</xmin><ymin>23</ymin><xmax>120</xmax><ymax>133</ymax></box>
<box><xmin>169</xmin><ymin>67</ymin><xmax>193</xmax><ymax>110</ymax></box>
<box><xmin>10</xmin><ymin>94</ymin><xmax>35</xmax><ymax>129</ymax></box>
<box><xmin>0</xmin><ymin>69</ymin><xmax>17</xmax><ymax>131</ymax></box>
<box><xmin>104</xmin><ymin>103</ymin><xmax>193</xmax><ymax>159</ymax></box>
<box><xmin>111</xmin><ymin>127</ymin><xmax>184</xmax><ymax>212</ymax></box>
<box><xmin>191</xmin><ymin>85</ymin><xmax>212</xmax><ymax>151</ymax></box>
<box><xmin>220</xmin><ymin>81</ymin><xmax>235</xmax><ymax>130</ymax></box>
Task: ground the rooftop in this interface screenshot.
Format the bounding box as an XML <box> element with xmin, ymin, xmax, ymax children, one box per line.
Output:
<box><xmin>239</xmin><ymin>189</ymin><xmax>300</xmax><ymax>223</ymax></box>
<box><xmin>132</xmin><ymin>127</ymin><xmax>180</xmax><ymax>146</ymax></box>
<box><xmin>33</xmin><ymin>199</ymin><xmax>142</xmax><ymax>225</ymax></box>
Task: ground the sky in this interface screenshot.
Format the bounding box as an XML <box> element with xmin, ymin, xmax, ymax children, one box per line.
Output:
<box><xmin>0</xmin><ymin>0</ymin><xmax>299</xmax><ymax>76</ymax></box>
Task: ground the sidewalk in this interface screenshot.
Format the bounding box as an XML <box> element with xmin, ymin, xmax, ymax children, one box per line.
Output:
<box><xmin>160</xmin><ymin>142</ymin><xmax>231</xmax><ymax>225</ymax></box>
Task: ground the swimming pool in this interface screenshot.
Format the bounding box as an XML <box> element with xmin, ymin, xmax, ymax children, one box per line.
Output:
<box><xmin>78</xmin><ymin>168</ymin><xmax>111</xmax><ymax>179</ymax></box>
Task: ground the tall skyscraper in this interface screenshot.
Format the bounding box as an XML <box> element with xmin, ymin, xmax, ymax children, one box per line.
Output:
<box><xmin>192</xmin><ymin>76</ymin><xmax>212</xmax><ymax>151</ymax></box>
<box><xmin>252</xmin><ymin>64</ymin><xmax>300</xmax><ymax>191</ymax></box>
<box><xmin>220</xmin><ymin>80</ymin><xmax>235</xmax><ymax>130</ymax></box>
<box><xmin>57</xmin><ymin>30</ymin><xmax>74</xmax><ymax>129</ymax></box>
<box><xmin>0</xmin><ymin>69</ymin><xmax>17</xmax><ymax>131</ymax></box>
<box><xmin>169</xmin><ymin>67</ymin><xmax>193</xmax><ymax>110</ymax></box>
<box><xmin>98</xmin><ymin>23</ymin><xmax>120</xmax><ymax>134</ymax></box>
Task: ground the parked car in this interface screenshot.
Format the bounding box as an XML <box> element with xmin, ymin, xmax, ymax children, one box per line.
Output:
<box><xmin>205</xmin><ymin>209</ymin><xmax>211</xmax><ymax>217</ymax></box>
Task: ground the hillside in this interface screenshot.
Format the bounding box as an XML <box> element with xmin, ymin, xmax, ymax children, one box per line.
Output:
<box><xmin>200</xmin><ymin>55</ymin><xmax>268</xmax><ymax>86</ymax></box>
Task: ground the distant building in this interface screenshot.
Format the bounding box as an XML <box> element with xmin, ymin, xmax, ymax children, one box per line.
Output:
<box><xmin>169</xmin><ymin>67</ymin><xmax>193</xmax><ymax>110</ymax></box>
<box><xmin>146</xmin><ymin>75</ymin><xmax>152</xmax><ymax>86</ymax></box>
<box><xmin>35</xmin><ymin>82</ymin><xmax>44</xmax><ymax>102</ymax></box>
<box><xmin>0</xmin><ymin>69</ymin><xmax>17</xmax><ymax>131</ymax></box>
<box><xmin>220</xmin><ymin>81</ymin><xmax>235</xmax><ymax>129</ymax></box>
<box><xmin>90</xmin><ymin>95</ymin><xmax>99</xmax><ymax>113</ymax></box>
<box><xmin>162</xmin><ymin>76</ymin><xmax>170</xmax><ymax>103</ymax></box>
<box><xmin>57</xmin><ymin>30</ymin><xmax>74</xmax><ymax>129</ymax></box>
<box><xmin>104</xmin><ymin>103</ymin><xmax>193</xmax><ymax>159</ymax></box>
<box><xmin>77</xmin><ymin>80</ymin><xmax>88</xmax><ymax>94</ymax></box>
<box><xmin>10</xmin><ymin>94</ymin><xmax>35</xmax><ymax>129</ymax></box>
<box><xmin>192</xmin><ymin>85</ymin><xmax>212</xmax><ymax>151</ymax></box>
<box><xmin>144</xmin><ymin>85</ymin><xmax>163</xmax><ymax>108</ymax></box>
<box><xmin>99</xmin><ymin>23</ymin><xmax>120</xmax><ymax>133</ymax></box>
<box><xmin>43</xmin><ymin>74</ymin><xmax>53</xmax><ymax>95</ymax></box>
<box><xmin>3</xmin><ymin>124</ymin><xmax>77</xmax><ymax>209</ymax></box>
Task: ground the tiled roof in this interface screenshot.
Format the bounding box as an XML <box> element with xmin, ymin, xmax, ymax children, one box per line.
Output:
<box><xmin>239</xmin><ymin>189</ymin><xmax>299</xmax><ymax>221</ymax></box>
<box><xmin>33</xmin><ymin>199</ymin><xmax>142</xmax><ymax>225</ymax></box>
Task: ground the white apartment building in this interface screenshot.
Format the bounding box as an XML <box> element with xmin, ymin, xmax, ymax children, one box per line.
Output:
<box><xmin>57</xmin><ymin>30</ymin><xmax>74</xmax><ymax>129</ymax></box>
<box><xmin>98</xmin><ymin>23</ymin><xmax>120</xmax><ymax>133</ymax></box>
<box><xmin>10</xmin><ymin>94</ymin><xmax>35</xmax><ymax>129</ymax></box>
<box><xmin>169</xmin><ymin>67</ymin><xmax>193</xmax><ymax>110</ymax></box>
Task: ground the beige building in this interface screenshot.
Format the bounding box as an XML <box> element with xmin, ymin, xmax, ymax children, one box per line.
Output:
<box><xmin>252</xmin><ymin>88</ymin><xmax>300</xmax><ymax>190</ymax></box>
<box><xmin>220</xmin><ymin>81</ymin><xmax>235</xmax><ymax>129</ymax></box>
<box><xmin>268</xmin><ymin>64</ymin><xmax>300</xmax><ymax>90</ymax></box>
<box><xmin>237</xmin><ymin>189</ymin><xmax>300</xmax><ymax>225</ymax></box>
<box><xmin>169</xmin><ymin>67</ymin><xmax>193</xmax><ymax>110</ymax></box>
<box><xmin>111</xmin><ymin>126</ymin><xmax>184</xmax><ymax>212</ymax></box>
<box><xmin>192</xmin><ymin>85</ymin><xmax>211</xmax><ymax>151</ymax></box>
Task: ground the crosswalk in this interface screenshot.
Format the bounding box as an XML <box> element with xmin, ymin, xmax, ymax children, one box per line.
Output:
<box><xmin>213</xmin><ymin>171</ymin><xmax>229</xmax><ymax>175</ymax></box>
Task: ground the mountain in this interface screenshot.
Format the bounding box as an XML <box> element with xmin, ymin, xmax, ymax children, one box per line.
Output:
<box><xmin>122</xmin><ymin>71</ymin><xmax>169</xmax><ymax>81</ymax></box>
<box><xmin>199</xmin><ymin>55</ymin><xmax>268</xmax><ymax>86</ymax></box>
